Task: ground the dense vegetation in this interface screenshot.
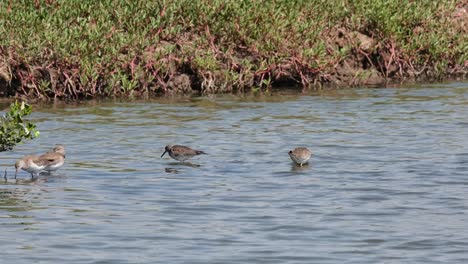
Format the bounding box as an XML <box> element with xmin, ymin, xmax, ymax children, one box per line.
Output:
<box><xmin>0</xmin><ymin>101</ymin><xmax>39</xmax><ymax>151</ymax></box>
<box><xmin>0</xmin><ymin>0</ymin><xmax>466</xmax><ymax>99</ymax></box>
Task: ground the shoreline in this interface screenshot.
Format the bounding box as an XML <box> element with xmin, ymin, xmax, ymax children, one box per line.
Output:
<box><xmin>0</xmin><ymin>1</ymin><xmax>466</xmax><ymax>100</ymax></box>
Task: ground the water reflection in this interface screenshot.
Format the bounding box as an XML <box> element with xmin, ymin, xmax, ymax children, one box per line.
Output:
<box><xmin>0</xmin><ymin>188</ymin><xmax>32</xmax><ymax>211</ymax></box>
<box><xmin>290</xmin><ymin>163</ymin><xmax>311</xmax><ymax>172</ymax></box>
<box><xmin>166</xmin><ymin>161</ymin><xmax>201</xmax><ymax>167</ymax></box>
<box><xmin>164</xmin><ymin>168</ymin><xmax>180</xmax><ymax>174</ymax></box>
<box><xmin>0</xmin><ymin>82</ymin><xmax>467</xmax><ymax>263</ymax></box>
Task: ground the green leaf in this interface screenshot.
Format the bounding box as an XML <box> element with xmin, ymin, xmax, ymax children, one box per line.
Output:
<box><xmin>0</xmin><ymin>101</ymin><xmax>40</xmax><ymax>152</ymax></box>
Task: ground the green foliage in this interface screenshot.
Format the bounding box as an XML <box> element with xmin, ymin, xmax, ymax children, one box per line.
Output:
<box><xmin>0</xmin><ymin>101</ymin><xmax>40</xmax><ymax>151</ymax></box>
<box><xmin>0</xmin><ymin>0</ymin><xmax>464</xmax><ymax>97</ymax></box>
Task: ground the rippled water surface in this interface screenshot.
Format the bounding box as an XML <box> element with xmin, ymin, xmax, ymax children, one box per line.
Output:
<box><xmin>1</xmin><ymin>82</ymin><xmax>468</xmax><ymax>263</ymax></box>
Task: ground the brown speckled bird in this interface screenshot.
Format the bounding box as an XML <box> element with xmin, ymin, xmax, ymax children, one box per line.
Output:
<box><xmin>161</xmin><ymin>145</ymin><xmax>206</xmax><ymax>162</ymax></box>
<box><xmin>15</xmin><ymin>144</ymin><xmax>66</xmax><ymax>179</ymax></box>
<box><xmin>288</xmin><ymin>147</ymin><xmax>312</xmax><ymax>166</ymax></box>
<box><xmin>43</xmin><ymin>144</ymin><xmax>66</xmax><ymax>172</ymax></box>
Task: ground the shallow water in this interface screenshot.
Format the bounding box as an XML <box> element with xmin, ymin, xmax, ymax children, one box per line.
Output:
<box><xmin>1</xmin><ymin>82</ymin><xmax>467</xmax><ymax>263</ymax></box>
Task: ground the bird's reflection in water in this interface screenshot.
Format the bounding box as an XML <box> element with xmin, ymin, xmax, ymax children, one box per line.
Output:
<box><xmin>165</xmin><ymin>168</ymin><xmax>180</xmax><ymax>174</ymax></box>
<box><xmin>167</xmin><ymin>162</ymin><xmax>201</xmax><ymax>168</ymax></box>
<box><xmin>290</xmin><ymin>163</ymin><xmax>311</xmax><ymax>172</ymax></box>
<box><xmin>2</xmin><ymin>169</ymin><xmax>65</xmax><ymax>185</ymax></box>
<box><xmin>12</xmin><ymin>177</ymin><xmax>48</xmax><ymax>185</ymax></box>
<box><xmin>39</xmin><ymin>171</ymin><xmax>67</xmax><ymax>178</ymax></box>
<box><xmin>164</xmin><ymin>162</ymin><xmax>201</xmax><ymax>174</ymax></box>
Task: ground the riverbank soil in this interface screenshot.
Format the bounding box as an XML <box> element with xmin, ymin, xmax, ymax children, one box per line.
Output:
<box><xmin>0</xmin><ymin>1</ymin><xmax>466</xmax><ymax>99</ymax></box>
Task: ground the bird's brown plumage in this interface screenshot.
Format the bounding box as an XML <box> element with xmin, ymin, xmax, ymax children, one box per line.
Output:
<box><xmin>161</xmin><ymin>144</ymin><xmax>206</xmax><ymax>161</ymax></box>
<box><xmin>288</xmin><ymin>147</ymin><xmax>312</xmax><ymax>166</ymax></box>
<box><xmin>14</xmin><ymin>144</ymin><xmax>66</xmax><ymax>178</ymax></box>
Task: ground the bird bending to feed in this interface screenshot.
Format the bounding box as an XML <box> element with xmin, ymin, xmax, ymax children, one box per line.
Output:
<box><xmin>288</xmin><ymin>147</ymin><xmax>312</xmax><ymax>166</ymax></box>
<box><xmin>15</xmin><ymin>155</ymin><xmax>50</xmax><ymax>179</ymax></box>
<box><xmin>14</xmin><ymin>144</ymin><xmax>66</xmax><ymax>179</ymax></box>
<box><xmin>161</xmin><ymin>145</ymin><xmax>206</xmax><ymax>162</ymax></box>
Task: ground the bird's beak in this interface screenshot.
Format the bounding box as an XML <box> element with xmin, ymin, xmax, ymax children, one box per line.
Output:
<box><xmin>161</xmin><ymin>150</ymin><xmax>167</xmax><ymax>158</ymax></box>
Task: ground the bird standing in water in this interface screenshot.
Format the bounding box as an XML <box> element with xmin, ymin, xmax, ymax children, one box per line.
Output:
<box><xmin>43</xmin><ymin>144</ymin><xmax>66</xmax><ymax>173</ymax></box>
<box><xmin>14</xmin><ymin>144</ymin><xmax>66</xmax><ymax>179</ymax></box>
<box><xmin>288</xmin><ymin>147</ymin><xmax>312</xmax><ymax>166</ymax></box>
<box><xmin>15</xmin><ymin>155</ymin><xmax>48</xmax><ymax>179</ymax></box>
<box><xmin>161</xmin><ymin>145</ymin><xmax>206</xmax><ymax>162</ymax></box>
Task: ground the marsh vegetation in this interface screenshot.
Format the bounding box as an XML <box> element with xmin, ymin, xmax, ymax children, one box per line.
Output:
<box><xmin>0</xmin><ymin>1</ymin><xmax>466</xmax><ymax>99</ymax></box>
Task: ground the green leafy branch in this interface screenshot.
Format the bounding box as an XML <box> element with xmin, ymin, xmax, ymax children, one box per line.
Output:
<box><xmin>0</xmin><ymin>101</ymin><xmax>40</xmax><ymax>151</ymax></box>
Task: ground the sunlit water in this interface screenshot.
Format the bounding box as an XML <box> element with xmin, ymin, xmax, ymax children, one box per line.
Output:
<box><xmin>1</xmin><ymin>82</ymin><xmax>467</xmax><ymax>263</ymax></box>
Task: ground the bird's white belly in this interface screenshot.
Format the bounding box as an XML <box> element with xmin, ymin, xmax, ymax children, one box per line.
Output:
<box><xmin>46</xmin><ymin>161</ymin><xmax>64</xmax><ymax>171</ymax></box>
<box><xmin>26</xmin><ymin>163</ymin><xmax>46</xmax><ymax>174</ymax></box>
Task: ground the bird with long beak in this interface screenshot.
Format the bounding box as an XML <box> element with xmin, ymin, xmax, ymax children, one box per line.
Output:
<box><xmin>15</xmin><ymin>155</ymin><xmax>50</xmax><ymax>179</ymax></box>
<box><xmin>161</xmin><ymin>145</ymin><xmax>206</xmax><ymax>162</ymax></box>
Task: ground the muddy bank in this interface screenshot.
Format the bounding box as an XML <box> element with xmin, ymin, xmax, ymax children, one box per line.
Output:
<box><xmin>0</xmin><ymin>1</ymin><xmax>466</xmax><ymax>100</ymax></box>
